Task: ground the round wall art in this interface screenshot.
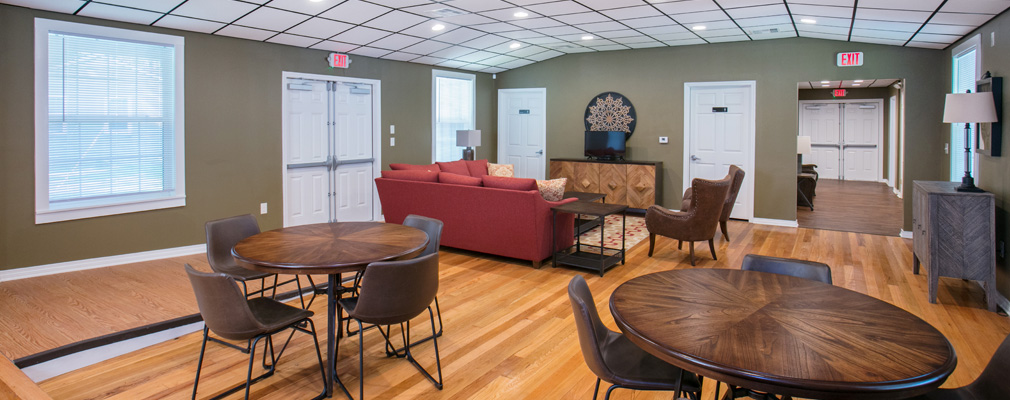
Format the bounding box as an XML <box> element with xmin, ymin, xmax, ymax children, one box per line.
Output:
<box><xmin>584</xmin><ymin>92</ymin><xmax>636</xmax><ymax>140</ymax></box>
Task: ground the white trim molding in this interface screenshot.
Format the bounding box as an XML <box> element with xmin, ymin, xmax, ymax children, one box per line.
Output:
<box><xmin>0</xmin><ymin>244</ymin><xmax>205</xmax><ymax>282</ymax></box>
<box><xmin>751</xmin><ymin>218</ymin><xmax>799</xmax><ymax>228</ymax></box>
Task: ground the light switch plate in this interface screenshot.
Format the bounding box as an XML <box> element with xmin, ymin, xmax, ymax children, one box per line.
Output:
<box><xmin>659</xmin><ymin>136</ymin><xmax>669</xmax><ymax>144</ymax></box>
<box><xmin>390</xmin><ymin>125</ymin><xmax>395</xmax><ymax>134</ymax></box>
<box><xmin>390</xmin><ymin>137</ymin><xmax>395</xmax><ymax>146</ymax></box>
<box><xmin>260</xmin><ymin>203</ymin><xmax>268</xmax><ymax>214</ymax></box>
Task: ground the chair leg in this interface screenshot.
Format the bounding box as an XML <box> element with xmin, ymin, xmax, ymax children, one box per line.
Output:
<box><xmin>434</xmin><ymin>296</ymin><xmax>443</xmax><ymax>337</ymax></box>
<box><xmin>592</xmin><ymin>378</ymin><xmax>601</xmax><ymax>399</ymax></box>
<box><xmin>648</xmin><ymin>234</ymin><xmax>656</xmax><ymax>257</ymax></box>
<box><xmin>603</xmin><ymin>384</ymin><xmax>621</xmax><ymax>400</ymax></box>
<box><xmin>678</xmin><ymin>240</ymin><xmax>683</xmax><ymax>250</ymax></box>
<box><xmin>403</xmin><ymin>307</ymin><xmax>443</xmax><ymax>389</ymax></box>
<box><xmin>708</xmin><ymin>239</ymin><xmax>717</xmax><ymax>260</ymax></box>
<box><xmin>192</xmin><ymin>326</ymin><xmax>210</xmax><ymax>400</ymax></box>
<box><xmin>720</xmin><ymin>220</ymin><xmax>730</xmax><ymax>241</ymax></box>
<box><xmin>357</xmin><ymin>319</ymin><xmax>365</xmax><ymax>400</ymax></box>
<box><xmin>244</xmin><ymin>336</ymin><xmax>262</xmax><ymax>400</ymax></box>
<box><xmin>688</xmin><ymin>242</ymin><xmax>696</xmax><ymax>266</ymax></box>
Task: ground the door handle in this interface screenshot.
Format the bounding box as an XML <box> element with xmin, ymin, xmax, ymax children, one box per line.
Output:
<box><xmin>535</xmin><ymin>149</ymin><xmax>544</xmax><ymax>156</ymax></box>
<box><xmin>691</xmin><ymin>155</ymin><xmax>700</xmax><ymax>161</ymax></box>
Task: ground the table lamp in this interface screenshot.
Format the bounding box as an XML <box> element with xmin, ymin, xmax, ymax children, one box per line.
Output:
<box><xmin>943</xmin><ymin>91</ymin><xmax>998</xmax><ymax>192</ymax></box>
<box><xmin>797</xmin><ymin>136</ymin><xmax>812</xmax><ymax>174</ymax></box>
<box><xmin>457</xmin><ymin>130</ymin><xmax>481</xmax><ymax>161</ymax></box>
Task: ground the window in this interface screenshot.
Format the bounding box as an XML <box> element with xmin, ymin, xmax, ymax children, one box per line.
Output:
<box><xmin>950</xmin><ymin>35</ymin><xmax>980</xmax><ymax>181</ymax></box>
<box><xmin>34</xmin><ymin>19</ymin><xmax>185</xmax><ymax>224</ymax></box>
<box><xmin>432</xmin><ymin>70</ymin><xmax>475</xmax><ymax>162</ymax></box>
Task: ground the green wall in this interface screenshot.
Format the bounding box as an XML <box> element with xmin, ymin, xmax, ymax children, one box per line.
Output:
<box><xmin>495</xmin><ymin>37</ymin><xmax>946</xmax><ymax>225</ymax></box>
<box><xmin>0</xmin><ymin>5</ymin><xmax>494</xmax><ymax>270</ymax></box>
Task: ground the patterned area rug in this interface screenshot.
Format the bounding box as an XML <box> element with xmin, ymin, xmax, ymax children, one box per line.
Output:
<box><xmin>577</xmin><ymin>214</ymin><xmax>648</xmax><ymax>250</ymax></box>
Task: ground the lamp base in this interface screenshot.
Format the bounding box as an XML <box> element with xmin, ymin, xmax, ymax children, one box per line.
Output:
<box><xmin>956</xmin><ymin>176</ymin><xmax>985</xmax><ymax>192</ymax></box>
<box><xmin>462</xmin><ymin>147</ymin><xmax>475</xmax><ymax>161</ymax></box>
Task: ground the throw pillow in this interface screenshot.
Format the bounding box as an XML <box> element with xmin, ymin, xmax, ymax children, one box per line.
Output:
<box><xmin>482</xmin><ymin>176</ymin><xmax>537</xmax><ymax>191</ymax></box>
<box><xmin>389</xmin><ymin>163</ymin><xmax>440</xmax><ymax>172</ymax></box>
<box><xmin>380</xmin><ymin>170</ymin><xmax>439</xmax><ymax>182</ymax></box>
<box><xmin>487</xmin><ymin>163</ymin><xmax>514</xmax><ymax>177</ymax></box>
<box><xmin>439</xmin><ymin>172</ymin><xmax>482</xmax><ymax>186</ymax></box>
<box><xmin>536</xmin><ymin>178</ymin><xmax>567</xmax><ymax>201</ymax></box>
<box><xmin>436</xmin><ymin>160</ymin><xmax>471</xmax><ymax>176</ymax></box>
<box><xmin>464</xmin><ymin>159</ymin><xmax>489</xmax><ymax>177</ymax></box>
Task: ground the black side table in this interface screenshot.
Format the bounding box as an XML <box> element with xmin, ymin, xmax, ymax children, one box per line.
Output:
<box><xmin>563</xmin><ymin>191</ymin><xmax>607</xmax><ymax>235</ymax></box>
<box><xmin>551</xmin><ymin>201</ymin><xmax>627</xmax><ymax>276</ymax></box>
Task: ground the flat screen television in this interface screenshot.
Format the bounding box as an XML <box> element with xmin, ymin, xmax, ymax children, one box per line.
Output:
<box><xmin>585</xmin><ymin>131</ymin><xmax>626</xmax><ymax>160</ymax></box>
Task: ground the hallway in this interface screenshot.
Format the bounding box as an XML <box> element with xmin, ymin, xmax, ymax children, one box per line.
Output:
<box><xmin>798</xmin><ymin>179</ymin><xmax>904</xmax><ymax>236</ymax></box>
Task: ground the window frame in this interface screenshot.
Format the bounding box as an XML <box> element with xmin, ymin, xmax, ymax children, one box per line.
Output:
<box><xmin>34</xmin><ymin>18</ymin><xmax>186</xmax><ymax>224</ymax></box>
<box><xmin>950</xmin><ymin>34</ymin><xmax>981</xmax><ymax>181</ymax></box>
<box><xmin>431</xmin><ymin>69</ymin><xmax>476</xmax><ymax>163</ymax></box>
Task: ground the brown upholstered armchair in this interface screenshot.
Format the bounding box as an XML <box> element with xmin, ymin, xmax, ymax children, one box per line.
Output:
<box><xmin>681</xmin><ymin>165</ymin><xmax>745</xmax><ymax>241</ymax></box>
<box><xmin>647</xmin><ymin>175</ymin><xmax>732</xmax><ymax>265</ymax></box>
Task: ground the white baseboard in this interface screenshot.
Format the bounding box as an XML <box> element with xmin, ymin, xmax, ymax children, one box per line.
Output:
<box><xmin>900</xmin><ymin>230</ymin><xmax>913</xmax><ymax>239</ymax></box>
<box><xmin>0</xmin><ymin>244</ymin><xmax>206</xmax><ymax>282</ymax></box>
<box><xmin>750</xmin><ymin>218</ymin><xmax>799</xmax><ymax>228</ymax></box>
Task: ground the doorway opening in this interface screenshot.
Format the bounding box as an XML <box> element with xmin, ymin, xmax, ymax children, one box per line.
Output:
<box><xmin>795</xmin><ymin>79</ymin><xmax>905</xmax><ymax>236</ymax></box>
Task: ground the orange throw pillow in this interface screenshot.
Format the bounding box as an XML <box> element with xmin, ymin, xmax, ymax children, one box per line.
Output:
<box><xmin>536</xmin><ymin>178</ymin><xmax>567</xmax><ymax>201</ymax></box>
<box><xmin>487</xmin><ymin>163</ymin><xmax>514</xmax><ymax>177</ymax></box>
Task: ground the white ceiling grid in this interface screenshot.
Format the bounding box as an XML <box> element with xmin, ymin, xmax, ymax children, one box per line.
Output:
<box><xmin>4</xmin><ymin>0</ymin><xmax>1008</xmax><ymax>72</ymax></box>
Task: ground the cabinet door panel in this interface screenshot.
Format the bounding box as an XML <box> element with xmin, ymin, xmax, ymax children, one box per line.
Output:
<box><xmin>600</xmin><ymin>164</ymin><xmax>627</xmax><ymax>205</ymax></box>
<box><xmin>550</xmin><ymin>161</ymin><xmax>575</xmax><ymax>191</ymax></box>
<box><xmin>573</xmin><ymin>163</ymin><xmax>600</xmax><ymax>193</ymax></box>
<box><xmin>627</xmin><ymin>165</ymin><xmax>656</xmax><ymax>209</ymax></box>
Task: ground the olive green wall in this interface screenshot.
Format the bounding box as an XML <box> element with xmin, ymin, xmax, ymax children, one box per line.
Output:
<box><xmin>797</xmin><ymin>87</ymin><xmax>895</xmax><ymax>181</ymax></box>
<box><xmin>0</xmin><ymin>5</ymin><xmax>494</xmax><ymax>270</ymax></box>
<box><xmin>949</xmin><ymin>10</ymin><xmax>1010</xmax><ymax>301</ymax></box>
<box><xmin>496</xmin><ymin>37</ymin><xmax>946</xmax><ymax>225</ymax></box>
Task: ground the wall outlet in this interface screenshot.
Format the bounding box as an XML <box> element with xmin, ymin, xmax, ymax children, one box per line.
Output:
<box><xmin>390</xmin><ymin>125</ymin><xmax>395</xmax><ymax>134</ymax></box>
<box><xmin>659</xmin><ymin>136</ymin><xmax>669</xmax><ymax>144</ymax></box>
<box><xmin>390</xmin><ymin>137</ymin><xmax>395</xmax><ymax>146</ymax></box>
<box><xmin>944</xmin><ymin>143</ymin><xmax>949</xmax><ymax>154</ymax></box>
<box><xmin>260</xmin><ymin>203</ymin><xmax>268</xmax><ymax>214</ymax></box>
<box><xmin>992</xmin><ymin>31</ymin><xmax>996</xmax><ymax>47</ymax></box>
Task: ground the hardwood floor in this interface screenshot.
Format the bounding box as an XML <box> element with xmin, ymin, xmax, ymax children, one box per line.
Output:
<box><xmin>14</xmin><ymin>222</ymin><xmax>1010</xmax><ymax>399</ymax></box>
<box><xmin>797</xmin><ymin>179</ymin><xmax>904</xmax><ymax>236</ymax></box>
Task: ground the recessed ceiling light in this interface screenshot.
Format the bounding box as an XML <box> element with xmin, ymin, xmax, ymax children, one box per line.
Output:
<box><xmin>514</xmin><ymin>11</ymin><xmax>529</xmax><ymax>18</ymax></box>
<box><xmin>800</xmin><ymin>18</ymin><xmax>816</xmax><ymax>24</ymax></box>
<box><xmin>852</xmin><ymin>83</ymin><xmax>861</xmax><ymax>86</ymax></box>
<box><xmin>820</xmin><ymin>80</ymin><xmax>830</xmax><ymax>83</ymax></box>
<box><xmin>509</xmin><ymin>42</ymin><xmax>521</xmax><ymax>49</ymax></box>
<box><xmin>854</xmin><ymin>79</ymin><xmax>864</xmax><ymax>83</ymax></box>
<box><xmin>582</xmin><ymin>35</ymin><xmax>593</xmax><ymax>40</ymax></box>
<box><xmin>692</xmin><ymin>25</ymin><xmax>706</xmax><ymax>31</ymax></box>
<box><xmin>432</xmin><ymin>24</ymin><xmax>445</xmax><ymax>31</ymax></box>
<box><xmin>821</xmin><ymin>84</ymin><xmax>830</xmax><ymax>87</ymax></box>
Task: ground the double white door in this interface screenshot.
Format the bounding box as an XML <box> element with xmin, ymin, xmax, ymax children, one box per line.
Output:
<box><xmin>800</xmin><ymin>102</ymin><xmax>882</xmax><ymax>181</ymax></box>
<box><xmin>284</xmin><ymin>78</ymin><xmax>376</xmax><ymax>226</ymax></box>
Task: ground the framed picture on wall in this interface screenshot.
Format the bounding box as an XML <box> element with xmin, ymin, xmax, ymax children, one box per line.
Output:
<box><xmin>976</xmin><ymin>74</ymin><xmax>1002</xmax><ymax>157</ymax></box>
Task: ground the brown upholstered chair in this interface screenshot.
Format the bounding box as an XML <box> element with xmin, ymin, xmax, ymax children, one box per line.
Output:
<box><xmin>568</xmin><ymin>276</ymin><xmax>702</xmax><ymax>400</ymax></box>
<box><xmin>338</xmin><ymin>253</ymin><xmax>443</xmax><ymax>400</ymax></box>
<box><xmin>403</xmin><ymin>214</ymin><xmax>444</xmax><ymax>337</ymax></box>
<box><xmin>681</xmin><ymin>165</ymin><xmax>745</xmax><ymax>241</ymax></box>
<box><xmin>909</xmin><ymin>333</ymin><xmax>1010</xmax><ymax>400</ymax></box>
<box><xmin>647</xmin><ymin>175</ymin><xmax>732</xmax><ymax>265</ymax></box>
<box><xmin>186</xmin><ymin>264</ymin><xmax>325</xmax><ymax>400</ymax></box>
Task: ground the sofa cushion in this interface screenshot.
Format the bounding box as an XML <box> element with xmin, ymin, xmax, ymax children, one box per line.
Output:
<box><xmin>439</xmin><ymin>172</ymin><xmax>482</xmax><ymax>186</ymax></box>
<box><xmin>482</xmin><ymin>176</ymin><xmax>537</xmax><ymax>191</ymax></box>
<box><xmin>464</xmin><ymin>159</ymin><xmax>489</xmax><ymax>177</ymax></box>
<box><xmin>487</xmin><ymin>163</ymin><xmax>514</xmax><ymax>177</ymax></box>
<box><xmin>436</xmin><ymin>160</ymin><xmax>471</xmax><ymax>176</ymax></box>
<box><xmin>536</xmin><ymin>178</ymin><xmax>567</xmax><ymax>201</ymax></box>
<box><xmin>389</xmin><ymin>163</ymin><xmax>440</xmax><ymax>172</ymax></box>
<box><xmin>381</xmin><ymin>170</ymin><xmax>439</xmax><ymax>182</ymax></box>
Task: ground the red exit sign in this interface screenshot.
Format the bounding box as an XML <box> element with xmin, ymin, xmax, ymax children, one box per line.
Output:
<box><xmin>327</xmin><ymin>53</ymin><xmax>351</xmax><ymax>68</ymax></box>
<box><xmin>837</xmin><ymin>52</ymin><xmax>863</xmax><ymax>67</ymax></box>
<box><xmin>833</xmin><ymin>89</ymin><xmax>847</xmax><ymax>97</ymax></box>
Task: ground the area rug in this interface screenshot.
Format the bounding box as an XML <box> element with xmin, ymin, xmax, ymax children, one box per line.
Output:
<box><xmin>576</xmin><ymin>214</ymin><xmax>648</xmax><ymax>250</ymax></box>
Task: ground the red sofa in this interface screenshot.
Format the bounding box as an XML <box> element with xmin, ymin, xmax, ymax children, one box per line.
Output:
<box><xmin>375</xmin><ymin>177</ymin><xmax>576</xmax><ymax>268</ymax></box>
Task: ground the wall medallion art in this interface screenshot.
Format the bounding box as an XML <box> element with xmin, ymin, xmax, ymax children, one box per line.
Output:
<box><xmin>584</xmin><ymin>92</ymin><xmax>636</xmax><ymax>140</ymax></box>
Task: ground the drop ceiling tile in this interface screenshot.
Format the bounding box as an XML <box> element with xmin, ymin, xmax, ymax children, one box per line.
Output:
<box><xmin>941</xmin><ymin>0</ymin><xmax>1010</xmax><ymax>14</ymax></box>
<box><xmin>287</xmin><ymin>18</ymin><xmax>353</xmax><ymax>39</ymax></box>
<box><xmin>155</xmin><ymin>15</ymin><xmax>226</xmax><ymax>33</ymax></box>
<box><xmin>402</xmin><ymin>3</ymin><xmax>467</xmax><ymax>18</ymax></box>
<box><xmin>554</xmin><ymin>12</ymin><xmax>610</xmax><ymax>25</ymax></box>
<box><xmin>263</xmin><ymin>0</ymin><xmax>345</xmax><ymax>15</ymax></box>
<box><xmin>858</xmin><ymin>0</ymin><xmax>943</xmax><ymax>12</ymax></box>
<box><xmin>796</xmin><ymin>24</ymin><xmax>850</xmax><ymax>35</ymax></box>
<box><xmin>705</xmin><ymin>35</ymin><xmax>750</xmax><ymax>42</ymax></box>
<box><xmin>590</xmin><ymin>44</ymin><xmax>631</xmax><ymax>51</ymax></box>
<box><xmin>331</xmin><ymin>26</ymin><xmax>390</xmax><ymax>45</ymax></box>
<box><xmin>918</xmin><ymin>23</ymin><xmax>974</xmax><ymax>36</ymax></box>
<box><xmin>526</xmin><ymin>49</ymin><xmax>564</xmax><ymax>61</ymax></box>
<box><xmin>526</xmin><ymin>1</ymin><xmax>592</xmax><ymax>16</ymax></box>
<box><xmin>725</xmin><ymin>4</ymin><xmax>787</xmax><ymax>19</ymax></box>
<box><xmin>460</xmin><ymin>34</ymin><xmax>511</xmax><ymax>49</ymax></box>
<box><xmin>382</xmin><ymin>52</ymin><xmax>422</xmax><ymax>61</ymax></box>
<box><xmin>577</xmin><ymin>0</ymin><xmax>650</xmax><ymax>10</ymax></box>
<box><xmin>576</xmin><ymin>37</ymin><xmax>617</xmax><ymax>45</ymax></box>
<box><xmin>599</xmin><ymin>6</ymin><xmax>661</xmax><ymax>20</ymax></box>
<box><xmin>458</xmin><ymin>63</ymin><xmax>487</xmax><ymax>71</ymax></box>
<box><xmin>364</xmin><ymin>10</ymin><xmax>428</xmax><ymax>31</ymax></box>
<box><xmin>400</xmin><ymin>40</ymin><xmax>452</xmax><ymax>54</ymax></box>
<box><xmin>798</xmin><ymin>31</ymin><xmax>849</xmax><ymax>41</ymax></box>
<box><xmin>374</xmin><ymin>0</ymin><xmax>433</xmax><ymax>8</ymax></box>
<box><xmin>498</xmin><ymin>30</ymin><xmax>546</xmax><ymax>39</ymax></box>
<box><xmin>510</xmin><ymin>17</ymin><xmax>565</xmax><ymax>29</ymax></box>
<box><xmin>735</xmin><ymin>15</ymin><xmax>792</xmax><ymax>27</ymax></box>
<box><xmin>852</xmin><ymin>19</ymin><xmax>920</xmax><ymax>32</ymax></box>
<box><xmin>695</xmin><ymin>27</ymin><xmax>745</xmax><ymax>37</ymax></box>
<box><xmin>481</xmin><ymin>54</ymin><xmax>519</xmax><ymax>64</ymax></box>
<box><xmin>627</xmin><ymin>41</ymin><xmax>666</xmax><ymax>48</ymax></box>
<box><xmin>689</xmin><ymin>20</ymin><xmax>739</xmax><ymax>30</ymax></box>
<box><xmin>663</xmin><ymin>38</ymin><xmax>707</xmax><ymax>46</ymax></box>
<box><xmin>750</xmin><ymin>29</ymin><xmax>796</xmax><ymax>40</ymax></box>
<box><xmin>310</xmin><ymin>40</ymin><xmax>359</xmax><ymax>52</ymax></box>
<box><xmin>850</xmin><ymin>36</ymin><xmax>907</xmax><ymax>46</ymax></box>
<box><xmin>787</xmin><ymin>4</ymin><xmax>854</xmax><ymax>19</ymax></box>
<box><xmin>481</xmin><ymin>66</ymin><xmax>507</xmax><ymax>73</ymax></box>
<box><xmin>436</xmin><ymin>59</ymin><xmax>469</xmax><ymax>68</ymax></box>
<box><xmin>456</xmin><ymin>50</ymin><xmax>497</xmax><ymax>62</ymax></box>
<box><xmin>484</xmin><ymin>41</ymin><xmax>524</xmax><ymax>53</ymax></box>
<box><xmin>234</xmin><ymin>7</ymin><xmax>309</xmax><ymax>31</ymax></box>
<box><xmin>910</xmin><ymin>32</ymin><xmax>960</xmax><ymax>44</ymax></box>
<box><xmin>444</xmin><ymin>0</ymin><xmax>513</xmax><ymax>13</ymax></box>
<box><xmin>479</xmin><ymin>8</ymin><xmax>544</xmax><ymax>21</ymax></box>
<box><xmin>438</xmin><ymin>13</ymin><xmax>497</xmax><ymax>25</ymax></box>
<box><xmin>508</xmin><ymin>44</ymin><xmax>547</xmax><ymax>57</ymax></box>
<box><xmin>470</xmin><ymin>22</ymin><xmax>523</xmax><ymax>33</ymax></box>
<box><xmin>401</xmin><ymin>20</ymin><xmax>460</xmax><ymax>38</ymax></box>
<box><xmin>794</xmin><ymin>16</ymin><xmax>853</xmax><ymax>28</ymax></box>
<box><xmin>621</xmin><ymin>15</ymin><xmax>677</xmax><ymax>28</ymax></box>
<box><xmin>172</xmin><ymin>0</ymin><xmax>258</xmax><ymax>23</ymax></box>
<box><xmin>319</xmin><ymin>0</ymin><xmax>391</xmax><ymax>24</ymax></box>
<box><xmin>216</xmin><ymin>25</ymin><xmax>276</xmax><ymax>41</ymax></box>
<box><xmin>266</xmin><ymin>33</ymin><xmax>319</xmax><ymax>47</ymax></box>
<box><xmin>850</xmin><ymin>28</ymin><xmax>913</xmax><ymax>41</ymax></box>
<box><xmin>905</xmin><ymin>41</ymin><xmax>949</xmax><ymax>49</ymax></box>
<box><xmin>554</xmin><ymin>33</ymin><xmax>593</xmax><ymax>41</ymax></box>
<box><xmin>719</xmin><ymin>0</ymin><xmax>780</xmax><ymax>6</ymax></box>
<box><xmin>369</xmin><ymin>33</ymin><xmax>425</xmax><ymax>50</ymax></box>
<box><xmin>594</xmin><ymin>29</ymin><xmax>641</xmax><ymax>38</ymax></box>
<box><xmin>1</xmin><ymin>0</ymin><xmax>84</xmax><ymax>13</ymax></box>
<box><xmin>99</xmin><ymin>0</ymin><xmax>181</xmax><ymax>13</ymax></box>
<box><xmin>434</xmin><ymin>27</ymin><xmax>486</xmax><ymax>43</ymax></box>
<box><xmin>576</xmin><ymin>21</ymin><xmax>627</xmax><ymax>32</ymax></box>
<box><xmin>78</xmin><ymin>3</ymin><xmax>162</xmax><ymax>25</ymax></box>
<box><xmin>610</xmin><ymin>35</ymin><xmax>657</xmax><ymax>44</ymax></box>
<box><xmin>671</xmin><ymin>11</ymin><xmax>728</xmax><ymax>24</ymax></box>
<box><xmin>535</xmin><ymin>25</ymin><xmax>584</xmax><ymax>36</ymax></box>
<box><xmin>855</xmin><ymin>8</ymin><xmax>930</xmax><ymax>23</ymax></box>
<box><xmin>523</xmin><ymin>36</ymin><xmax>567</xmax><ymax>45</ymax></box>
<box><xmin>654</xmin><ymin>0</ymin><xmax>721</xmax><ymax>15</ymax></box>
<box><xmin>349</xmin><ymin>46</ymin><xmax>393</xmax><ymax>57</ymax></box>
<box><xmin>499</xmin><ymin>59</ymin><xmax>535</xmax><ymax>69</ymax></box>
<box><xmin>929</xmin><ymin>12</ymin><xmax>994</xmax><ymax>26</ymax></box>
<box><xmin>787</xmin><ymin>0</ymin><xmax>854</xmax><ymax>6</ymax></box>
<box><xmin>650</xmin><ymin>31</ymin><xmax>700</xmax><ymax>41</ymax></box>
<box><xmin>639</xmin><ymin>25</ymin><xmax>692</xmax><ymax>35</ymax></box>
<box><xmin>553</xmin><ymin>44</ymin><xmax>595</xmax><ymax>53</ymax></box>
<box><xmin>428</xmin><ymin>45</ymin><xmax>478</xmax><ymax>58</ymax></box>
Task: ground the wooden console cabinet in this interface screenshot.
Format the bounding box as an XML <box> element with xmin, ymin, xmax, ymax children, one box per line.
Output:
<box><xmin>549</xmin><ymin>159</ymin><xmax>662</xmax><ymax>210</ymax></box>
<box><xmin>912</xmin><ymin>180</ymin><xmax>997</xmax><ymax>312</ymax></box>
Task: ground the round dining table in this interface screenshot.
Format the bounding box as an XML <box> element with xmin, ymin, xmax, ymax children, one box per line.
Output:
<box><xmin>609</xmin><ymin>268</ymin><xmax>957</xmax><ymax>400</ymax></box>
<box><xmin>232</xmin><ymin>221</ymin><xmax>428</xmax><ymax>398</ymax></box>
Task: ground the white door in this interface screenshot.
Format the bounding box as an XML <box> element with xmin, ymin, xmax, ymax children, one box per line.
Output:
<box><xmin>285</xmin><ymin>80</ymin><xmax>330</xmax><ymax>227</ymax></box>
<box><xmin>684</xmin><ymin>82</ymin><xmax>755</xmax><ymax>220</ymax></box>
<box><xmin>332</xmin><ymin>83</ymin><xmax>374</xmax><ymax>222</ymax></box>
<box><xmin>889</xmin><ymin>96</ymin><xmax>898</xmax><ymax>187</ymax></box>
<box><xmin>842</xmin><ymin>103</ymin><xmax>880</xmax><ymax>182</ymax></box>
<box><xmin>800</xmin><ymin>103</ymin><xmax>841</xmax><ymax>179</ymax></box>
<box><xmin>498</xmin><ymin>88</ymin><xmax>546</xmax><ymax>180</ymax></box>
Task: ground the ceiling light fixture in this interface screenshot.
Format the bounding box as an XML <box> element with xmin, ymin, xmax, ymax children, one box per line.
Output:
<box><xmin>692</xmin><ymin>25</ymin><xmax>706</xmax><ymax>31</ymax></box>
<box><xmin>514</xmin><ymin>11</ymin><xmax>529</xmax><ymax>18</ymax></box>
<box><xmin>509</xmin><ymin>42</ymin><xmax>521</xmax><ymax>49</ymax></box>
<box><xmin>852</xmin><ymin>83</ymin><xmax>861</xmax><ymax>86</ymax></box>
<box><xmin>582</xmin><ymin>35</ymin><xmax>593</xmax><ymax>40</ymax></box>
<box><xmin>854</xmin><ymin>79</ymin><xmax>864</xmax><ymax>83</ymax></box>
<box><xmin>820</xmin><ymin>80</ymin><xmax>829</xmax><ymax>83</ymax></box>
<box><xmin>800</xmin><ymin>18</ymin><xmax>816</xmax><ymax>24</ymax></box>
<box><xmin>432</xmin><ymin>24</ymin><xmax>445</xmax><ymax>31</ymax></box>
<box><xmin>821</xmin><ymin>84</ymin><xmax>830</xmax><ymax>87</ymax></box>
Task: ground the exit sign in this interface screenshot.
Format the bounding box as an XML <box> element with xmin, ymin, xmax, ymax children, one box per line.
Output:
<box><xmin>327</xmin><ymin>53</ymin><xmax>351</xmax><ymax>68</ymax></box>
<box><xmin>837</xmin><ymin>52</ymin><xmax>863</xmax><ymax>67</ymax></box>
<box><xmin>833</xmin><ymin>89</ymin><xmax>847</xmax><ymax>97</ymax></box>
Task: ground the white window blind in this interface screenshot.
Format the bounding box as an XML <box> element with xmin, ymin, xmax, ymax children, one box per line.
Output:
<box><xmin>35</xmin><ymin>19</ymin><xmax>185</xmax><ymax>224</ymax></box>
<box><xmin>951</xmin><ymin>45</ymin><xmax>978</xmax><ymax>180</ymax></box>
<box><xmin>432</xmin><ymin>71</ymin><xmax>475</xmax><ymax>162</ymax></box>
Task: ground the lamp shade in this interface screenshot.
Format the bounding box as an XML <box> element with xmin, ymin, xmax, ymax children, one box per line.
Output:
<box><xmin>943</xmin><ymin>92</ymin><xmax>998</xmax><ymax>123</ymax></box>
<box><xmin>797</xmin><ymin>136</ymin><xmax>812</xmax><ymax>156</ymax></box>
<box><xmin>456</xmin><ymin>130</ymin><xmax>481</xmax><ymax>147</ymax></box>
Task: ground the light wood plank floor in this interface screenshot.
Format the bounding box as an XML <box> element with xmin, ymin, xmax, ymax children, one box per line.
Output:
<box><xmin>797</xmin><ymin>179</ymin><xmax>904</xmax><ymax>237</ymax></box>
<box><xmin>21</xmin><ymin>222</ymin><xmax>1010</xmax><ymax>399</ymax></box>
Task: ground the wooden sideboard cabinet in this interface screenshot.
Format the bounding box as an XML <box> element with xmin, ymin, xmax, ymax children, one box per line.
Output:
<box><xmin>912</xmin><ymin>181</ymin><xmax>996</xmax><ymax>312</ymax></box>
<box><xmin>549</xmin><ymin>159</ymin><xmax>662</xmax><ymax>210</ymax></box>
